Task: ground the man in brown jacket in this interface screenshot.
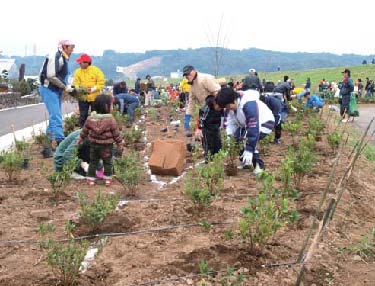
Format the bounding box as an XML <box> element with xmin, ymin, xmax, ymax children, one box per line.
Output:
<box><xmin>183</xmin><ymin>65</ymin><xmax>220</xmax><ymax>137</ymax></box>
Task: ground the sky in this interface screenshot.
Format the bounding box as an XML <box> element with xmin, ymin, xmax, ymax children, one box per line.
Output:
<box><xmin>1</xmin><ymin>0</ymin><xmax>374</xmax><ymax>57</ymax></box>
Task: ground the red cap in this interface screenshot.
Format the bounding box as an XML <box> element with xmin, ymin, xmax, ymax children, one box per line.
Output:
<box><xmin>76</xmin><ymin>53</ymin><xmax>92</xmax><ymax>64</ymax></box>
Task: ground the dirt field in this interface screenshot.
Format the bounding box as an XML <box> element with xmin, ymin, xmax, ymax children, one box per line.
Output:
<box><xmin>1</xmin><ymin>104</ymin><xmax>375</xmax><ymax>286</ymax></box>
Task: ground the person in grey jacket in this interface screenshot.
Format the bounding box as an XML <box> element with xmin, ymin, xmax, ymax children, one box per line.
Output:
<box><xmin>242</xmin><ymin>68</ymin><xmax>262</xmax><ymax>91</ymax></box>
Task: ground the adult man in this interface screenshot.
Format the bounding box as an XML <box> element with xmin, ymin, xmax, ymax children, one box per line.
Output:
<box><xmin>183</xmin><ymin>65</ymin><xmax>220</xmax><ymax>137</ymax></box>
<box><xmin>39</xmin><ymin>40</ymin><xmax>75</xmax><ymax>154</ymax></box>
<box><xmin>242</xmin><ymin>68</ymin><xmax>262</xmax><ymax>91</ymax></box>
<box><xmin>73</xmin><ymin>53</ymin><xmax>105</xmax><ymax>127</ymax></box>
<box><xmin>339</xmin><ymin>68</ymin><xmax>354</xmax><ymax>122</ymax></box>
<box><xmin>273</xmin><ymin>78</ymin><xmax>293</xmax><ymax>102</ymax></box>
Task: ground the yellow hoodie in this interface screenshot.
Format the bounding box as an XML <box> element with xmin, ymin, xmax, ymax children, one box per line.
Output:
<box><xmin>73</xmin><ymin>65</ymin><xmax>105</xmax><ymax>102</ymax></box>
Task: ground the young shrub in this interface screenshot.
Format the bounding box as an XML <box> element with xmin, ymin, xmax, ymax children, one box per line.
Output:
<box><xmin>327</xmin><ymin>131</ymin><xmax>342</xmax><ymax>153</ymax></box>
<box><xmin>0</xmin><ymin>150</ymin><xmax>24</xmax><ymax>181</ymax></box>
<box><xmin>38</xmin><ymin>222</ymin><xmax>88</xmax><ymax>286</ymax></box>
<box><xmin>200</xmin><ymin>150</ymin><xmax>226</xmax><ymax>196</ymax></box>
<box><xmin>63</xmin><ymin>114</ymin><xmax>79</xmax><ymax>136</ymax></box>
<box><xmin>283</xmin><ymin>120</ymin><xmax>302</xmax><ymax>146</ymax></box>
<box><xmin>308</xmin><ymin>115</ymin><xmax>325</xmax><ymax>139</ymax></box>
<box><xmin>122</xmin><ymin>127</ymin><xmax>143</xmax><ymax>146</ymax></box>
<box><xmin>48</xmin><ymin>156</ymin><xmax>77</xmax><ymax>201</ymax></box>
<box><xmin>280</xmin><ymin>157</ymin><xmax>298</xmax><ymax>198</ymax></box>
<box><xmin>221</xmin><ymin>134</ymin><xmax>241</xmax><ymax>176</ymax></box>
<box><xmin>34</xmin><ymin>131</ymin><xmax>52</xmax><ymax>149</ymax></box>
<box><xmin>77</xmin><ymin>191</ymin><xmax>120</xmax><ymax>230</ymax></box>
<box><xmin>114</xmin><ymin>150</ymin><xmax>143</xmax><ymax>194</ymax></box>
<box><xmin>239</xmin><ymin>171</ymin><xmax>298</xmax><ymax>252</ymax></box>
<box><xmin>185</xmin><ymin>170</ymin><xmax>212</xmax><ymax>207</ymax></box>
<box><xmin>288</xmin><ymin>139</ymin><xmax>316</xmax><ymax>189</ymax></box>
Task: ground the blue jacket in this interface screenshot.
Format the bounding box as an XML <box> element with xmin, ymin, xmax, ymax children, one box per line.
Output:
<box><xmin>305</xmin><ymin>95</ymin><xmax>325</xmax><ymax>108</ymax></box>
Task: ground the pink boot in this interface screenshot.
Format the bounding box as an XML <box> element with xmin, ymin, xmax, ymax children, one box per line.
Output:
<box><xmin>96</xmin><ymin>169</ymin><xmax>104</xmax><ymax>179</ymax></box>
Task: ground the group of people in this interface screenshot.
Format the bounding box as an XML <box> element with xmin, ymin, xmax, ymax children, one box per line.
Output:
<box><xmin>39</xmin><ymin>40</ymin><xmax>125</xmax><ymax>186</ymax></box>
<box><xmin>39</xmin><ymin>39</ymin><xmax>357</xmax><ymax>185</ymax></box>
<box><xmin>182</xmin><ymin>65</ymin><xmax>292</xmax><ymax>174</ymax></box>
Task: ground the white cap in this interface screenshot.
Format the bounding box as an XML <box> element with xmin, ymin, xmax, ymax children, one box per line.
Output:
<box><xmin>249</xmin><ymin>68</ymin><xmax>256</xmax><ymax>73</ymax></box>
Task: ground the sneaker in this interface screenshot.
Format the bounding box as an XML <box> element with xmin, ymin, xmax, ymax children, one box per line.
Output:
<box><xmin>86</xmin><ymin>178</ymin><xmax>95</xmax><ymax>186</ymax></box>
<box><xmin>274</xmin><ymin>138</ymin><xmax>281</xmax><ymax>144</ymax></box>
<box><xmin>71</xmin><ymin>172</ymin><xmax>86</xmax><ymax>180</ymax></box>
<box><xmin>105</xmin><ymin>179</ymin><xmax>112</xmax><ymax>186</ymax></box>
<box><xmin>341</xmin><ymin>119</ymin><xmax>348</xmax><ymax>123</ymax></box>
<box><xmin>253</xmin><ymin>164</ymin><xmax>263</xmax><ymax>175</ymax></box>
<box><xmin>185</xmin><ymin>130</ymin><xmax>192</xmax><ymax>137</ymax></box>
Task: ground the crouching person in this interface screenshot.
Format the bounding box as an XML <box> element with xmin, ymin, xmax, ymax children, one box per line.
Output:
<box><xmin>195</xmin><ymin>95</ymin><xmax>223</xmax><ymax>163</ymax></box>
<box><xmin>215</xmin><ymin>88</ymin><xmax>275</xmax><ymax>174</ymax></box>
<box><xmin>303</xmin><ymin>91</ymin><xmax>325</xmax><ymax>110</ymax></box>
<box><xmin>77</xmin><ymin>94</ymin><xmax>124</xmax><ymax>186</ymax></box>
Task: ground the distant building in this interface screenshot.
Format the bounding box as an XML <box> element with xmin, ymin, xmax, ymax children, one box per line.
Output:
<box><xmin>0</xmin><ymin>59</ymin><xmax>19</xmax><ymax>80</ymax></box>
<box><xmin>170</xmin><ymin>70</ymin><xmax>183</xmax><ymax>79</ymax></box>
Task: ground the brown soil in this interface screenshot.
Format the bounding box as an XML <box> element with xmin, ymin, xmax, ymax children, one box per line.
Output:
<box><xmin>1</xmin><ymin>105</ymin><xmax>375</xmax><ymax>286</ymax></box>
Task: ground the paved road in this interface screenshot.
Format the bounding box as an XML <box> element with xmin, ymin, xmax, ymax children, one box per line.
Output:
<box><xmin>0</xmin><ymin>102</ymin><xmax>77</xmax><ymax>136</ymax></box>
<box><xmin>354</xmin><ymin>104</ymin><xmax>375</xmax><ymax>134</ymax></box>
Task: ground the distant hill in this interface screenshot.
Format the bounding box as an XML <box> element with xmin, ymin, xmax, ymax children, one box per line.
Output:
<box><xmin>6</xmin><ymin>47</ymin><xmax>375</xmax><ymax>81</ymax></box>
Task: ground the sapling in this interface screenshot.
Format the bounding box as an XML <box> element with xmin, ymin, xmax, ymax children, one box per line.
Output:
<box><xmin>239</xmin><ymin>171</ymin><xmax>299</xmax><ymax>251</ymax></box>
<box><xmin>48</xmin><ymin>155</ymin><xmax>77</xmax><ymax>202</ymax></box>
<box><xmin>327</xmin><ymin>131</ymin><xmax>342</xmax><ymax>153</ymax></box>
<box><xmin>78</xmin><ymin>191</ymin><xmax>120</xmax><ymax>230</ymax></box>
<box><xmin>283</xmin><ymin>120</ymin><xmax>302</xmax><ymax>146</ymax></box>
<box><xmin>63</xmin><ymin>114</ymin><xmax>79</xmax><ymax>136</ymax></box>
<box><xmin>38</xmin><ymin>222</ymin><xmax>88</xmax><ymax>286</ymax></box>
<box><xmin>221</xmin><ymin>134</ymin><xmax>241</xmax><ymax>176</ymax></box>
<box><xmin>185</xmin><ymin>170</ymin><xmax>212</xmax><ymax>207</ymax></box>
<box><xmin>219</xmin><ymin>266</ymin><xmax>245</xmax><ymax>286</ymax></box>
<box><xmin>114</xmin><ymin>150</ymin><xmax>143</xmax><ymax>194</ymax></box>
<box><xmin>0</xmin><ymin>150</ymin><xmax>24</xmax><ymax>181</ymax></box>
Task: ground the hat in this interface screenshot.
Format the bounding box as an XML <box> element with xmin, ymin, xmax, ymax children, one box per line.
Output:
<box><xmin>76</xmin><ymin>53</ymin><xmax>92</xmax><ymax>63</ymax></box>
<box><xmin>342</xmin><ymin>68</ymin><xmax>350</xmax><ymax>74</ymax></box>
<box><xmin>182</xmin><ymin>65</ymin><xmax>195</xmax><ymax>76</ymax></box>
<box><xmin>248</xmin><ymin>68</ymin><xmax>256</xmax><ymax>73</ymax></box>
<box><xmin>58</xmin><ymin>40</ymin><xmax>74</xmax><ymax>49</ymax></box>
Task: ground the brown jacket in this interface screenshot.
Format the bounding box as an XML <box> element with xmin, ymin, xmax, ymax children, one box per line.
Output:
<box><xmin>186</xmin><ymin>72</ymin><xmax>220</xmax><ymax>115</ymax></box>
<box><xmin>80</xmin><ymin>112</ymin><xmax>123</xmax><ymax>145</ymax></box>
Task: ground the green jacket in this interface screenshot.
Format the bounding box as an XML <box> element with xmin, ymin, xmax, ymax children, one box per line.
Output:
<box><xmin>54</xmin><ymin>129</ymin><xmax>81</xmax><ymax>172</ymax></box>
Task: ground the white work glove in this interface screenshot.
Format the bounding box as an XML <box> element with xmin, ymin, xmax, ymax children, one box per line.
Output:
<box><xmin>240</xmin><ymin>151</ymin><xmax>253</xmax><ymax>166</ymax></box>
<box><xmin>65</xmin><ymin>85</ymin><xmax>74</xmax><ymax>93</ymax></box>
<box><xmin>195</xmin><ymin>129</ymin><xmax>203</xmax><ymax>141</ymax></box>
<box><xmin>88</xmin><ymin>86</ymin><xmax>97</xmax><ymax>93</ymax></box>
<box><xmin>80</xmin><ymin>162</ymin><xmax>89</xmax><ymax>173</ymax></box>
<box><xmin>290</xmin><ymin>104</ymin><xmax>298</xmax><ymax>112</ymax></box>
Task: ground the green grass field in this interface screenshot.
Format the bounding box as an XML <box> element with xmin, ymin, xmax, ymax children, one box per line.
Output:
<box><xmin>223</xmin><ymin>64</ymin><xmax>374</xmax><ymax>94</ymax></box>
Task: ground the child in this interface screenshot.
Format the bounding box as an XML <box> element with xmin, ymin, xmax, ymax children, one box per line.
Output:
<box><xmin>196</xmin><ymin>95</ymin><xmax>222</xmax><ymax>163</ymax></box>
<box><xmin>215</xmin><ymin>88</ymin><xmax>275</xmax><ymax>174</ymax></box>
<box><xmin>77</xmin><ymin>94</ymin><xmax>124</xmax><ymax>186</ymax></box>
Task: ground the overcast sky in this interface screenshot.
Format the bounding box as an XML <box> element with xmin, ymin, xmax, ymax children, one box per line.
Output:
<box><xmin>2</xmin><ymin>0</ymin><xmax>374</xmax><ymax>57</ymax></box>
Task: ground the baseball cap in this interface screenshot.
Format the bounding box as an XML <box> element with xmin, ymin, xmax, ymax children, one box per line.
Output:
<box><xmin>76</xmin><ymin>53</ymin><xmax>92</xmax><ymax>64</ymax></box>
<box><xmin>58</xmin><ymin>40</ymin><xmax>75</xmax><ymax>48</ymax></box>
<box><xmin>183</xmin><ymin>65</ymin><xmax>195</xmax><ymax>76</ymax></box>
<box><xmin>341</xmin><ymin>68</ymin><xmax>350</xmax><ymax>74</ymax></box>
<box><xmin>248</xmin><ymin>68</ymin><xmax>256</xmax><ymax>73</ymax></box>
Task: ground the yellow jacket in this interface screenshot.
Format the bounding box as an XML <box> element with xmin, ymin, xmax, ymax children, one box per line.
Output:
<box><xmin>179</xmin><ymin>78</ymin><xmax>191</xmax><ymax>93</ymax></box>
<box><xmin>73</xmin><ymin>65</ymin><xmax>105</xmax><ymax>102</ymax></box>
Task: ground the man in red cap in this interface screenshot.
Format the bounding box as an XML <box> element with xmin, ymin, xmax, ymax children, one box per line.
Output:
<box><xmin>73</xmin><ymin>53</ymin><xmax>105</xmax><ymax>127</ymax></box>
<box><xmin>39</xmin><ymin>39</ymin><xmax>75</xmax><ymax>156</ymax></box>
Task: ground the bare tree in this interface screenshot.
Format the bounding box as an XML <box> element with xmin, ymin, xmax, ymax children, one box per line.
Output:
<box><xmin>205</xmin><ymin>13</ymin><xmax>230</xmax><ymax>77</ymax></box>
